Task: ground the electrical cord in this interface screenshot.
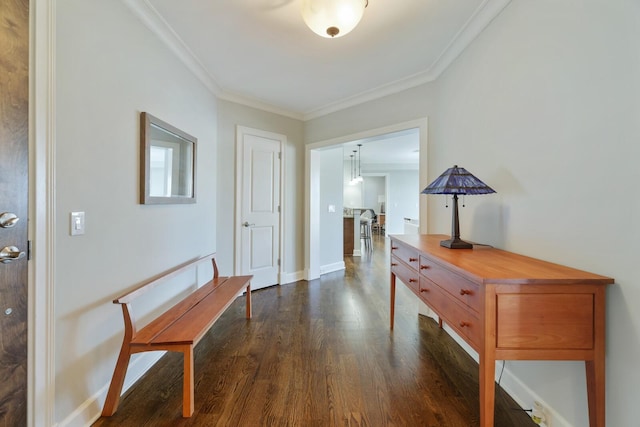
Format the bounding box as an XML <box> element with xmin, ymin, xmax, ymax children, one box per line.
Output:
<box><xmin>497</xmin><ymin>361</ymin><xmax>534</xmax><ymax>414</ymax></box>
<box><xmin>497</xmin><ymin>360</ymin><xmax>506</xmax><ymax>385</ymax></box>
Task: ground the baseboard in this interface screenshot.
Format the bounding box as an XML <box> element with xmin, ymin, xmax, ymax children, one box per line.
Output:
<box><xmin>57</xmin><ymin>352</ymin><xmax>165</xmax><ymax>427</ymax></box>
<box><xmin>319</xmin><ymin>261</ymin><xmax>345</xmax><ymax>275</ymax></box>
<box><xmin>280</xmin><ymin>270</ymin><xmax>305</xmax><ymax>285</ymax></box>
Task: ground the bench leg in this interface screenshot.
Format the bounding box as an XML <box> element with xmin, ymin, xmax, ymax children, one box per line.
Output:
<box><xmin>183</xmin><ymin>345</ymin><xmax>195</xmax><ymax>417</ymax></box>
<box><xmin>101</xmin><ymin>344</ymin><xmax>132</xmax><ymax>416</ymax></box>
<box><xmin>246</xmin><ymin>283</ymin><xmax>252</xmax><ymax>319</ymax></box>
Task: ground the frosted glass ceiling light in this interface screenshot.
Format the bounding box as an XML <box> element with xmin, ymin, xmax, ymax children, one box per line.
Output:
<box><xmin>301</xmin><ymin>0</ymin><xmax>368</xmax><ymax>38</ymax></box>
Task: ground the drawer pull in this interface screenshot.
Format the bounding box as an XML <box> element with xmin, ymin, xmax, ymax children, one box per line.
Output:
<box><xmin>409</xmin><ymin>257</ymin><xmax>418</xmax><ymax>262</ymax></box>
<box><xmin>391</xmin><ymin>246</ymin><xmax>398</xmax><ymax>250</ymax></box>
<box><xmin>409</xmin><ymin>278</ymin><xmax>417</xmax><ymax>283</ymax></box>
<box><xmin>459</xmin><ymin>289</ymin><xmax>472</xmax><ymax>296</ymax></box>
<box><xmin>459</xmin><ymin>321</ymin><xmax>470</xmax><ymax>328</ymax></box>
<box><xmin>420</xmin><ymin>265</ymin><xmax>430</xmax><ymax>270</ymax></box>
<box><xmin>391</xmin><ymin>262</ymin><xmax>398</xmax><ymax>266</ymax></box>
<box><xmin>420</xmin><ymin>288</ymin><xmax>429</xmax><ymax>293</ymax></box>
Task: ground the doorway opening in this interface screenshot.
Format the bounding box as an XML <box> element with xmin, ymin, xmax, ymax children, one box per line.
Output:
<box><xmin>304</xmin><ymin>118</ymin><xmax>428</xmax><ymax>281</ymax></box>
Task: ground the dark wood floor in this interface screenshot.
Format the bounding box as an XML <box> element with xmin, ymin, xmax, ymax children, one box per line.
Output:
<box><xmin>94</xmin><ymin>235</ymin><xmax>536</xmax><ymax>427</ymax></box>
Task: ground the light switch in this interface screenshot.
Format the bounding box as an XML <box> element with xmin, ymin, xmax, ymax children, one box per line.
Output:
<box><xmin>70</xmin><ymin>212</ymin><xmax>85</xmax><ymax>236</ymax></box>
<box><xmin>328</xmin><ymin>204</ymin><xmax>336</xmax><ymax>213</ymax></box>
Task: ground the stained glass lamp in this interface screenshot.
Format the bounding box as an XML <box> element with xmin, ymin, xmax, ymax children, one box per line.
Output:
<box><xmin>421</xmin><ymin>165</ymin><xmax>496</xmax><ymax>249</ymax></box>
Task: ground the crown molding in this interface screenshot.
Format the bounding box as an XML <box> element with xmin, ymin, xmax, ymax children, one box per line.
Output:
<box><xmin>122</xmin><ymin>0</ymin><xmax>511</xmax><ymax>122</ymax></box>
<box><xmin>121</xmin><ymin>0</ymin><xmax>305</xmax><ymax>120</ymax></box>
<box><xmin>302</xmin><ymin>0</ymin><xmax>512</xmax><ymax>120</ymax></box>
<box><xmin>426</xmin><ymin>0</ymin><xmax>512</xmax><ymax>79</ymax></box>
<box><xmin>121</xmin><ymin>0</ymin><xmax>221</xmax><ymax>95</ymax></box>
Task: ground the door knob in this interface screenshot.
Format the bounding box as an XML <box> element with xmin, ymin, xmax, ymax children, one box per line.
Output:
<box><xmin>242</xmin><ymin>221</ymin><xmax>255</xmax><ymax>228</ymax></box>
<box><xmin>0</xmin><ymin>212</ymin><xmax>19</xmax><ymax>228</ymax></box>
<box><xmin>0</xmin><ymin>246</ymin><xmax>26</xmax><ymax>264</ymax></box>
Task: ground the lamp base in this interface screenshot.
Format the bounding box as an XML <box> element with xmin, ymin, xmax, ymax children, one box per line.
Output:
<box><xmin>440</xmin><ymin>238</ymin><xmax>473</xmax><ymax>249</ymax></box>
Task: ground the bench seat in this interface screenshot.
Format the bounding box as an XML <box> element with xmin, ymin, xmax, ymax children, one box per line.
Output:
<box><xmin>131</xmin><ymin>275</ymin><xmax>252</xmax><ymax>347</ymax></box>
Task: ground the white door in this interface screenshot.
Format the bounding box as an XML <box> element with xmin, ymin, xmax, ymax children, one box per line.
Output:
<box><xmin>236</xmin><ymin>126</ymin><xmax>283</xmax><ymax>290</ymax></box>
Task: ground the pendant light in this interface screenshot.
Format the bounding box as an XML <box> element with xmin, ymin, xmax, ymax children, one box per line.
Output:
<box><xmin>349</xmin><ymin>153</ymin><xmax>355</xmax><ymax>184</ymax></box>
<box><xmin>350</xmin><ymin>150</ymin><xmax>358</xmax><ymax>185</ymax></box>
<box><xmin>301</xmin><ymin>0</ymin><xmax>368</xmax><ymax>38</ymax></box>
<box><xmin>356</xmin><ymin>143</ymin><xmax>363</xmax><ymax>182</ymax></box>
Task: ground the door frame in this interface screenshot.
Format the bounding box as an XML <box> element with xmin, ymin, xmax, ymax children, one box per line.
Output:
<box><xmin>234</xmin><ymin>126</ymin><xmax>285</xmax><ymax>283</ymax></box>
<box><xmin>304</xmin><ymin>118</ymin><xmax>429</xmax><ymax>281</ymax></box>
<box><xmin>30</xmin><ymin>0</ymin><xmax>57</xmax><ymax>426</ymax></box>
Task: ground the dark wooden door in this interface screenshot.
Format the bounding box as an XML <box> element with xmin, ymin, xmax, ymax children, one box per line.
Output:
<box><xmin>0</xmin><ymin>0</ymin><xmax>29</xmax><ymax>424</ymax></box>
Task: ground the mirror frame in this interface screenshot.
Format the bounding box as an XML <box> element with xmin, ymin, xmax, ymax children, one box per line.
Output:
<box><xmin>140</xmin><ymin>112</ymin><xmax>197</xmax><ymax>204</ymax></box>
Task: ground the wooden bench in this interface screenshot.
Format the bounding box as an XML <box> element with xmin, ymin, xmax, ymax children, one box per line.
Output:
<box><xmin>101</xmin><ymin>253</ymin><xmax>252</xmax><ymax>418</ymax></box>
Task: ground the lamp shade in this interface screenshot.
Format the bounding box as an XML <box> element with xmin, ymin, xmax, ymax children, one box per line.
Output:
<box><xmin>421</xmin><ymin>165</ymin><xmax>496</xmax><ymax>195</ymax></box>
<box><xmin>301</xmin><ymin>0</ymin><xmax>367</xmax><ymax>38</ymax></box>
<box><xmin>421</xmin><ymin>165</ymin><xmax>495</xmax><ymax>249</ymax></box>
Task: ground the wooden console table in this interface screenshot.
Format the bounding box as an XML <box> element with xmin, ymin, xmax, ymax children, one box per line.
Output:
<box><xmin>389</xmin><ymin>234</ymin><xmax>613</xmax><ymax>427</ymax></box>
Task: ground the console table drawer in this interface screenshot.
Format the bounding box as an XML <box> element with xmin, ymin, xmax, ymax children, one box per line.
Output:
<box><xmin>391</xmin><ymin>243</ymin><xmax>420</xmax><ymax>269</ymax></box>
<box><xmin>420</xmin><ymin>255</ymin><xmax>479</xmax><ymax>312</ymax></box>
<box><xmin>496</xmin><ymin>292</ymin><xmax>595</xmax><ymax>350</ymax></box>
<box><xmin>391</xmin><ymin>256</ymin><xmax>419</xmax><ymax>293</ymax></box>
<box><xmin>420</xmin><ymin>277</ymin><xmax>480</xmax><ymax>348</ymax></box>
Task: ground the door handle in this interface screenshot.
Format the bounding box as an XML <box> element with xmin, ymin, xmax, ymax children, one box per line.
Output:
<box><xmin>0</xmin><ymin>246</ymin><xmax>26</xmax><ymax>264</ymax></box>
<box><xmin>242</xmin><ymin>221</ymin><xmax>255</xmax><ymax>228</ymax></box>
<box><xmin>0</xmin><ymin>212</ymin><xmax>19</xmax><ymax>228</ymax></box>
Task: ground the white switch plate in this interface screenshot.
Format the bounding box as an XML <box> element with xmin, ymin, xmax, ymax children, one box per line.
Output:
<box><xmin>70</xmin><ymin>212</ymin><xmax>85</xmax><ymax>236</ymax></box>
<box><xmin>328</xmin><ymin>204</ymin><xmax>336</xmax><ymax>213</ymax></box>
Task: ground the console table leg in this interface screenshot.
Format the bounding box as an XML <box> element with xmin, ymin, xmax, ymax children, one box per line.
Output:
<box><xmin>390</xmin><ymin>274</ymin><xmax>396</xmax><ymax>330</ymax></box>
<box><xmin>587</xmin><ymin>285</ymin><xmax>606</xmax><ymax>427</ymax></box>
<box><xmin>586</xmin><ymin>360</ymin><xmax>605</xmax><ymax>427</ymax></box>
<box><xmin>479</xmin><ymin>356</ymin><xmax>496</xmax><ymax>427</ymax></box>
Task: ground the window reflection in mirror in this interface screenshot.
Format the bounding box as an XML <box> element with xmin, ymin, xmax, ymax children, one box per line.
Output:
<box><xmin>140</xmin><ymin>112</ymin><xmax>196</xmax><ymax>204</ymax></box>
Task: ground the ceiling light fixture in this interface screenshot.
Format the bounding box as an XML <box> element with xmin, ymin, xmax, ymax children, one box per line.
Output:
<box><xmin>349</xmin><ymin>150</ymin><xmax>358</xmax><ymax>185</ymax></box>
<box><xmin>301</xmin><ymin>0</ymin><xmax>368</xmax><ymax>38</ymax></box>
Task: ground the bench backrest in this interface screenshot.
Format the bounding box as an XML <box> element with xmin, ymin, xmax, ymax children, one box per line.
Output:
<box><xmin>113</xmin><ymin>253</ymin><xmax>218</xmax><ymax>304</ymax></box>
<box><xmin>113</xmin><ymin>253</ymin><xmax>219</xmax><ymax>339</ymax></box>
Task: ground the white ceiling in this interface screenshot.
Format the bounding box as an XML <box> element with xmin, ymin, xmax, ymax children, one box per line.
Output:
<box><xmin>126</xmin><ymin>0</ymin><xmax>511</xmax><ymax>120</ymax></box>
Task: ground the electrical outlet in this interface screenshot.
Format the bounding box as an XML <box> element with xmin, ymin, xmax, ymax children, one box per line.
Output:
<box><xmin>531</xmin><ymin>401</ymin><xmax>550</xmax><ymax>426</ymax></box>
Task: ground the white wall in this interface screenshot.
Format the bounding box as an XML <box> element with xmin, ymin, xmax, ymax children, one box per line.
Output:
<box><xmin>55</xmin><ymin>0</ymin><xmax>218</xmax><ymax>425</ymax></box>
<box><xmin>305</xmin><ymin>1</ymin><xmax>640</xmax><ymax>425</ymax></box>
<box><xmin>319</xmin><ymin>147</ymin><xmax>345</xmax><ymax>271</ymax></box>
<box><xmin>432</xmin><ymin>2</ymin><xmax>639</xmax><ymax>425</ymax></box>
<box><xmin>385</xmin><ymin>170</ymin><xmax>419</xmax><ymax>235</ymax></box>
<box><xmin>362</xmin><ymin>176</ymin><xmax>384</xmax><ymax>214</ymax></box>
<box><xmin>217</xmin><ymin>100</ymin><xmax>305</xmax><ymax>283</ymax></box>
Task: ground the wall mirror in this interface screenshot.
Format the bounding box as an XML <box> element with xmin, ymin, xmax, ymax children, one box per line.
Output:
<box><xmin>140</xmin><ymin>112</ymin><xmax>196</xmax><ymax>204</ymax></box>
